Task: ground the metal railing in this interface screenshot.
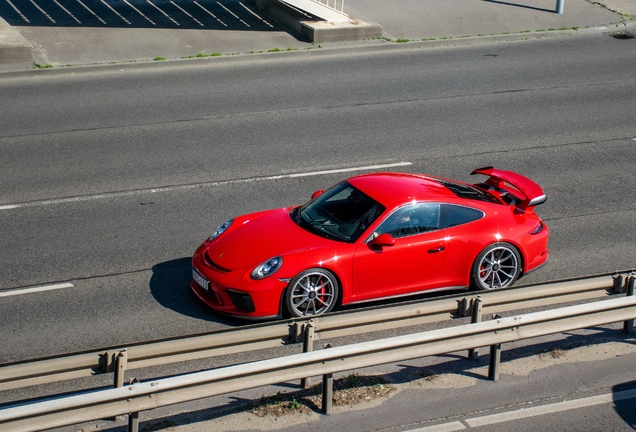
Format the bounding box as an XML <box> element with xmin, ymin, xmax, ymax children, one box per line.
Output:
<box><xmin>279</xmin><ymin>0</ymin><xmax>350</xmax><ymax>22</ymax></box>
<box><xmin>314</xmin><ymin>0</ymin><xmax>344</xmax><ymax>13</ymax></box>
<box><xmin>1</xmin><ymin>288</ymin><xmax>635</xmax><ymax>432</ymax></box>
<box><xmin>1</xmin><ymin>271</ymin><xmax>633</xmax><ymax>393</ymax></box>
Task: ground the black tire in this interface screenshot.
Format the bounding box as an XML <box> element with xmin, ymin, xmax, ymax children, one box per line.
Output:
<box><xmin>471</xmin><ymin>242</ymin><xmax>521</xmax><ymax>290</ymax></box>
<box><xmin>284</xmin><ymin>268</ymin><xmax>339</xmax><ymax>317</ymax></box>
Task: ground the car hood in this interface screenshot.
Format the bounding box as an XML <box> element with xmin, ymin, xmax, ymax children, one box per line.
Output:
<box><xmin>205</xmin><ymin>208</ymin><xmax>334</xmax><ymax>271</ymax></box>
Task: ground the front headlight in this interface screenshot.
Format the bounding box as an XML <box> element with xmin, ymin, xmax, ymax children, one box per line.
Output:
<box><xmin>251</xmin><ymin>257</ymin><xmax>283</xmax><ymax>280</ymax></box>
<box><xmin>209</xmin><ymin>219</ymin><xmax>233</xmax><ymax>241</ymax></box>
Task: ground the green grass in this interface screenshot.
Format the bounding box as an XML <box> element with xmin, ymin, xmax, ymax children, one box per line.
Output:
<box><xmin>395</xmin><ymin>37</ymin><xmax>410</xmax><ymax>43</ymax></box>
<box><xmin>154</xmin><ymin>56</ymin><xmax>166</xmax><ymax>61</ymax></box>
<box><xmin>33</xmin><ymin>62</ymin><xmax>53</xmax><ymax>69</ymax></box>
<box><xmin>268</xmin><ymin>48</ymin><xmax>281</xmax><ymax>52</ymax></box>
<box><xmin>346</xmin><ymin>374</ymin><xmax>361</xmax><ymax>387</ymax></box>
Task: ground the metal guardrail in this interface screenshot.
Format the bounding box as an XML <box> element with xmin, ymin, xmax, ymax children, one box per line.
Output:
<box><xmin>1</xmin><ymin>271</ymin><xmax>633</xmax><ymax>392</ymax></box>
<box><xmin>1</xmin><ymin>291</ymin><xmax>635</xmax><ymax>432</ymax></box>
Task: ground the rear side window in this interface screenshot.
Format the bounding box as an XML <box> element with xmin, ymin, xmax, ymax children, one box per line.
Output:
<box><xmin>440</xmin><ymin>204</ymin><xmax>484</xmax><ymax>229</ymax></box>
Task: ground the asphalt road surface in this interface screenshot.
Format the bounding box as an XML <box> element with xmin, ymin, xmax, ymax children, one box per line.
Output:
<box><xmin>1</xmin><ymin>32</ymin><xmax>635</xmax><ymax>429</ymax></box>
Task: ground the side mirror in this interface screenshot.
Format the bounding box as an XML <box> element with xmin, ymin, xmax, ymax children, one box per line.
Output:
<box><xmin>370</xmin><ymin>233</ymin><xmax>395</xmax><ymax>248</ymax></box>
<box><xmin>311</xmin><ymin>190</ymin><xmax>324</xmax><ymax>199</ymax></box>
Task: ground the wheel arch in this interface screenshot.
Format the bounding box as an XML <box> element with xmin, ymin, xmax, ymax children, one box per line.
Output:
<box><xmin>470</xmin><ymin>240</ymin><xmax>524</xmax><ymax>290</ymax></box>
<box><xmin>281</xmin><ymin>266</ymin><xmax>343</xmax><ymax>318</ymax></box>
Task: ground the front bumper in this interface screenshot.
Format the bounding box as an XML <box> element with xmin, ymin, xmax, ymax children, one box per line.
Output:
<box><xmin>190</xmin><ymin>250</ymin><xmax>288</xmax><ymax>318</ymax></box>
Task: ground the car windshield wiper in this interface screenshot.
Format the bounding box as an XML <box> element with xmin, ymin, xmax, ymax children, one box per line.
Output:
<box><xmin>297</xmin><ymin>211</ymin><xmax>345</xmax><ymax>241</ymax></box>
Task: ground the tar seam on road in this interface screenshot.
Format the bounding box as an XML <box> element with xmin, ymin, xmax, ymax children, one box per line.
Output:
<box><xmin>0</xmin><ymin>162</ymin><xmax>412</xmax><ymax>210</ymax></box>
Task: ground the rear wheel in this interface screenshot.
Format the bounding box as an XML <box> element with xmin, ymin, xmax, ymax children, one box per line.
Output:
<box><xmin>472</xmin><ymin>243</ymin><xmax>521</xmax><ymax>290</ymax></box>
<box><xmin>284</xmin><ymin>269</ymin><xmax>339</xmax><ymax>317</ymax></box>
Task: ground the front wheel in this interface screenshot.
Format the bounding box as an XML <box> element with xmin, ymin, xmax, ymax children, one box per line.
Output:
<box><xmin>284</xmin><ymin>269</ymin><xmax>339</xmax><ymax>317</ymax></box>
<box><xmin>471</xmin><ymin>243</ymin><xmax>521</xmax><ymax>290</ymax></box>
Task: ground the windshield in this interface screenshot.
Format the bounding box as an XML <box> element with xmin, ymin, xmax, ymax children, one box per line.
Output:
<box><xmin>292</xmin><ymin>182</ymin><xmax>385</xmax><ymax>243</ymax></box>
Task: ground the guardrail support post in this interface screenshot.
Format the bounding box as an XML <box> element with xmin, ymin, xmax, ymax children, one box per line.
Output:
<box><xmin>613</xmin><ymin>274</ymin><xmax>625</xmax><ymax>294</ymax></box>
<box><xmin>128</xmin><ymin>411</ymin><xmax>139</xmax><ymax>432</ymax></box>
<box><xmin>99</xmin><ymin>351</ymin><xmax>113</xmax><ymax>372</ymax></box>
<box><xmin>291</xmin><ymin>322</ymin><xmax>303</xmax><ymax>343</ymax></box>
<box><xmin>322</xmin><ymin>373</ymin><xmax>333</xmax><ymax>415</ymax></box>
<box><xmin>624</xmin><ymin>276</ymin><xmax>635</xmax><ymax>334</ymax></box>
<box><xmin>469</xmin><ymin>296</ymin><xmax>483</xmax><ymax>360</ymax></box>
<box><xmin>301</xmin><ymin>322</ymin><xmax>315</xmax><ymax>389</ymax></box>
<box><xmin>488</xmin><ymin>343</ymin><xmax>502</xmax><ymax>381</ymax></box>
<box><xmin>114</xmin><ymin>350</ymin><xmax>128</xmax><ymax>388</ymax></box>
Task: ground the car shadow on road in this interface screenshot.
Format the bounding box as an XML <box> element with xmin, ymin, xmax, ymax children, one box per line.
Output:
<box><xmin>613</xmin><ymin>381</ymin><xmax>636</xmax><ymax>429</ymax></box>
<box><xmin>149</xmin><ymin>257</ymin><xmax>246</xmax><ymax>327</ymax></box>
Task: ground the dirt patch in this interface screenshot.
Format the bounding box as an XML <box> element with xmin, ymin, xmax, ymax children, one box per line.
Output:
<box><xmin>248</xmin><ymin>374</ymin><xmax>396</xmax><ymax>417</ymax></box>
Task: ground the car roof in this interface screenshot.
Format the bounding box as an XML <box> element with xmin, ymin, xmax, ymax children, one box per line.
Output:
<box><xmin>347</xmin><ymin>172</ymin><xmax>460</xmax><ymax>206</ymax></box>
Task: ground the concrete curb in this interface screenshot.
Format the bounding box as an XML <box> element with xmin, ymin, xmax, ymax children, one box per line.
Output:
<box><xmin>0</xmin><ymin>20</ymin><xmax>633</xmax><ymax>78</ymax></box>
<box><xmin>0</xmin><ymin>17</ymin><xmax>32</xmax><ymax>68</ymax></box>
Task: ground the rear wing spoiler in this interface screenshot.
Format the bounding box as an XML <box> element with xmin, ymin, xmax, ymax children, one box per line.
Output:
<box><xmin>471</xmin><ymin>167</ymin><xmax>547</xmax><ymax>211</ymax></box>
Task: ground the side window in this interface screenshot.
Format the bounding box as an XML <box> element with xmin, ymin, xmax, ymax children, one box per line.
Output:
<box><xmin>440</xmin><ymin>204</ymin><xmax>484</xmax><ymax>229</ymax></box>
<box><xmin>375</xmin><ymin>203</ymin><xmax>440</xmax><ymax>238</ymax></box>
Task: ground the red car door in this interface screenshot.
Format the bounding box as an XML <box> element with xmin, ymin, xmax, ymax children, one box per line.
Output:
<box><xmin>351</xmin><ymin>203</ymin><xmax>449</xmax><ymax>301</ymax></box>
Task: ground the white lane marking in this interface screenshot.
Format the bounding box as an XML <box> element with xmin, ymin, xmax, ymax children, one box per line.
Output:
<box><xmin>147</xmin><ymin>0</ymin><xmax>180</xmax><ymax>26</ymax></box>
<box><xmin>5</xmin><ymin>0</ymin><xmax>30</xmax><ymax>23</ymax></box>
<box><xmin>0</xmin><ymin>162</ymin><xmax>412</xmax><ymax>210</ymax></box>
<box><xmin>239</xmin><ymin>2</ymin><xmax>273</xmax><ymax>28</ymax></box>
<box><xmin>406</xmin><ymin>422</ymin><xmax>466</xmax><ymax>431</ymax></box>
<box><xmin>170</xmin><ymin>1</ymin><xmax>203</xmax><ymax>26</ymax></box>
<box><xmin>287</xmin><ymin>162</ymin><xmax>412</xmax><ymax>177</ymax></box>
<box><xmin>76</xmin><ymin>0</ymin><xmax>107</xmax><ymax>25</ymax></box>
<box><xmin>123</xmin><ymin>0</ymin><xmax>156</xmax><ymax>25</ymax></box>
<box><xmin>194</xmin><ymin>1</ymin><xmax>226</xmax><ymax>26</ymax></box>
<box><xmin>100</xmin><ymin>0</ymin><xmax>131</xmax><ymax>25</ymax></box>
<box><xmin>0</xmin><ymin>283</ymin><xmax>74</xmax><ymax>298</ymax></box>
<box><xmin>217</xmin><ymin>1</ymin><xmax>249</xmax><ymax>27</ymax></box>
<box><xmin>29</xmin><ymin>0</ymin><xmax>56</xmax><ymax>23</ymax></box>
<box><xmin>53</xmin><ymin>0</ymin><xmax>82</xmax><ymax>24</ymax></box>
<box><xmin>465</xmin><ymin>388</ymin><xmax>636</xmax><ymax>427</ymax></box>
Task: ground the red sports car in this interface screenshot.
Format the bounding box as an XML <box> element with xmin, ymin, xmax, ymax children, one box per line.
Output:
<box><xmin>191</xmin><ymin>167</ymin><xmax>549</xmax><ymax>319</ymax></box>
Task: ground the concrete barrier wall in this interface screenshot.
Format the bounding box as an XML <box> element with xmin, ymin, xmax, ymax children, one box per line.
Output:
<box><xmin>0</xmin><ymin>17</ymin><xmax>32</xmax><ymax>67</ymax></box>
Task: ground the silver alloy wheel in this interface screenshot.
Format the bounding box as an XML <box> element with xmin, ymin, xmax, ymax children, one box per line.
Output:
<box><xmin>286</xmin><ymin>269</ymin><xmax>338</xmax><ymax>317</ymax></box>
<box><xmin>475</xmin><ymin>244</ymin><xmax>520</xmax><ymax>290</ymax></box>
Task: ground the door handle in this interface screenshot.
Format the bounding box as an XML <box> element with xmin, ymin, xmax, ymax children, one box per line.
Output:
<box><xmin>428</xmin><ymin>246</ymin><xmax>445</xmax><ymax>253</ymax></box>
